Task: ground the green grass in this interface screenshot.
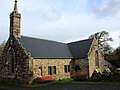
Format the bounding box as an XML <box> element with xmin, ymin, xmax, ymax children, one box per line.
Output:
<box><xmin>29</xmin><ymin>78</ymin><xmax>120</xmax><ymax>87</ymax></box>
<box><xmin>72</xmin><ymin>81</ymin><xmax>120</xmax><ymax>86</ymax></box>
<box><xmin>1</xmin><ymin>79</ymin><xmax>120</xmax><ymax>87</ymax></box>
<box><xmin>51</xmin><ymin>79</ymin><xmax>120</xmax><ymax>87</ymax></box>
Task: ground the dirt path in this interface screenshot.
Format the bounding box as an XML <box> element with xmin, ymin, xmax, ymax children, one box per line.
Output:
<box><xmin>0</xmin><ymin>83</ymin><xmax>120</xmax><ymax>90</ymax></box>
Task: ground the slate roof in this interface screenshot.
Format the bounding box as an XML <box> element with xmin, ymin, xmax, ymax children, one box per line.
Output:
<box><xmin>19</xmin><ymin>36</ymin><xmax>93</xmax><ymax>59</ymax></box>
<box><xmin>104</xmin><ymin>60</ymin><xmax>112</xmax><ymax>66</ymax></box>
<box><xmin>19</xmin><ymin>36</ymin><xmax>73</xmax><ymax>58</ymax></box>
<box><xmin>68</xmin><ymin>38</ymin><xmax>93</xmax><ymax>58</ymax></box>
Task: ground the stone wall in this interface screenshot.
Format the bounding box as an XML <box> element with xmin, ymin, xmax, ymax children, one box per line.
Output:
<box><xmin>88</xmin><ymin>38</ymin><xmax>105</xmax><ymax>77</ymax></box>
<box><xmin>70</xmin><ymin>59</ymin><xmax>89</xmax><ymax>80</ymax></box>
<box><xmin>31</xmin><ymin>59</ymin><xmax>71</xmax><ymax>80</ymax></box>
<box><xmin>0</xmin><ymin>36</ymin><xmax>32</xmax><ymax>83</ymax></box>
<box><xmin>70</xmin><ymin>38</ymin><xmax>105</xmax><ymax>79</ymax></box>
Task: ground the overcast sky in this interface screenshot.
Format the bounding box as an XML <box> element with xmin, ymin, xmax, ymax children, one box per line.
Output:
<box><xmin>0</xmin><ymin>0</ymin><xmax>120</xmax><ymax>48</ymax></box>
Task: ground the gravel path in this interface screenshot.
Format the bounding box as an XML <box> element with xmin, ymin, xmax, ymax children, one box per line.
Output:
<box><xmin>0</xmin><ymin>83</ymin><xmax>120</xmax><ymax>90</ymax></box>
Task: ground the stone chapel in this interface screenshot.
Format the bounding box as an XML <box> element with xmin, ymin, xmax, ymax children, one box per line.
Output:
<box><xmin>0</xmin><ymin>0</ymin><xmax>104</xmax><ymax>83</ymax></box>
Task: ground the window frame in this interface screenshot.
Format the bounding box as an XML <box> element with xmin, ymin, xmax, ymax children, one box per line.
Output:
<box><xmin>48</xmin><ymin>66</ymin><xmax>56</xmax><ymax>75</ymax></box>
<box><xmin>95</xmin><ymin>51</ymin><xmax>99</xmax><ymax>67</ymax></box>
<box><xmin>64</xmin><ymin>65</ymin><xmax>70</xmax><ymax>73</ymax></box>
<box><xmin>53</xmin><ymin>66</ymin><xmax>56</xmax><ymax>75</ymax></box>
<box><xmin>48</xmin><ymin>66</ymin><xmax>52</xmax><ymax>75</ymax></box>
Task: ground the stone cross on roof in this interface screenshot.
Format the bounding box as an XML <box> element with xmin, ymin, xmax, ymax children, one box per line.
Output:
<box><xmin>14</xmin><ymin>0</ymin><xmax>18</xmax><ymax>11</ymax></box>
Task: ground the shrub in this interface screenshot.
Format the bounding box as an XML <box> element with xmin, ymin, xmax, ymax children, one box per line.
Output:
<box><xmin>73</xmin><ymin>69</ymin><xmax>88</xmax><ymax>81</ymax></box>
<box><xmin>91</xmin><ymin>70</ymin><xmax>102</xmax><ymax>81</ymax></box>
<box><xmin>36</xmin><ymin>76</ymin><xmax>54</xmax><ymax>83</ymax></box>
<box><xmin>112</xmin><ymin>68</ymin><xmax>120</xmax><ymax>81</ymax></box>
<box><xmin>32</xmin><ymin>78</ymin><xmax>39</xmax><ymax>84</ymax></box>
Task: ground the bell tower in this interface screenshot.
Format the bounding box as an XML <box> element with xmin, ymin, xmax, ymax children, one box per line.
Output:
<box><xmin>10</xmin><ymin>0</ymin><xmax>21</xmax><ymax>38</ymax></box>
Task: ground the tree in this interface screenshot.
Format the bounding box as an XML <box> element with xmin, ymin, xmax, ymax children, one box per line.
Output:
<box><xmin>102</xmin><ymin>36</ymin><xmax>120</xmax><ymax>68</ymax></box>
<box><xmin>0</xmin><ymin>41</ymin><xmax>6</xmax><ymax>55</ymax></box>
<box><xmin>89</xmin><ymin>31</ymin><xmax>113</xmax><ymax>54</ymax></box>
<box><xmin>118</xmin><ymin>36</ymin><xmax>120</xmax><ymax>48</ymax></box>
<box><xmin>106</xmin><ymin>47</ymin><xmax>120</xmax><ymax>68</ymax></box>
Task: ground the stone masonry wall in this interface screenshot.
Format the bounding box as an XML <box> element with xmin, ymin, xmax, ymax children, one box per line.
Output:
<box><xmin>31</xmin><ymin>59</ymin><xmax>71</xmax><ymax>80</ymax></box>
<box><xmin>88</xmin><ymin>38</ymin><xmax>105</xmax><ymax>77</ymax></box>
<box><xmin>0</xmin><ymin>36</ymin><xmax>32</xmax><ymax>83</ymax></box>
<box><xmin>70</xmin><ymin>59</ymin><xmax>89</xmax><ymax>79</ymax></box>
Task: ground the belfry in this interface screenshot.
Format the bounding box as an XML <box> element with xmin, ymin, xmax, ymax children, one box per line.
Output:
<box><xmin>10</xmin><ymin>0</ymin><xmax>21</xmax><ymax>38</ymax></box>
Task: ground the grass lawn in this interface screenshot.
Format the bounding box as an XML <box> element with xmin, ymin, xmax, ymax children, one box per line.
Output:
<box><xmin>28</xmin><ymin>78</ymin><xmax>120</xmax><ymax>87</ymax></box>
<box><xmin>1</xmin><ymin>79</ymin><xmax>120</xmax><ymax>87</ymax></box>
<box><xmin>0</xmin><ymin>79</ymin><xmax>120</xmax><ymax>90</ymax></box>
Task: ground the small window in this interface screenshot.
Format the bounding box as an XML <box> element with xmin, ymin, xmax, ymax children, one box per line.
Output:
<box><xmin>48</xmin><ymin>66</ymin><xmax>52</xmax><ymax>75</ymax></box>
<box><xmin>68</xmin><ymin>65</ymin><xmax>70</xmax><ymax>72</ymax></box>
<box><xmin>64</xmin><ymin>65</ymin><xmax>70</xmax><ymax>73</ymax></box>
<box><xmin>53</xmin><ymin>66</ymin><xmax>56</xmax><ymax>74</ymax></box>
<box><xmin>48</xmin><ymin>66</ymin><xmax>56</xmax><ymax>75</ymax></box>
<box><xmin>64</xmin><ymin>65</ymin><xmax>67</xmax><ymax>73</ymax></box>
<box><xmin>75</xmin><ymin>65</ymin><xmax>81</xmax><ymax>72</ymax></box>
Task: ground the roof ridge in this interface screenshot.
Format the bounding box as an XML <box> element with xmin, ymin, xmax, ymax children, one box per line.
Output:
<box><xmin>68</xmin><ymin>38</ymin><xmax>93</xmax><ymax>44</ymax></box>
<box><xmin>21</xmin><ymin>35</ymin><xmax>67</xmax><ymax>45</ymax></box>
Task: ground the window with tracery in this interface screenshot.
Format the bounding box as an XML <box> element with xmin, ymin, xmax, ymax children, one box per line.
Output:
<box><xmin>95</xmin><ymin>51</ymin><xmax>99</xmax><ymax>67</ymax></box>
<box><xmin>7</xmin><ymin>47</ymin><xmax>15</xmax><ymax>73</ymax></box>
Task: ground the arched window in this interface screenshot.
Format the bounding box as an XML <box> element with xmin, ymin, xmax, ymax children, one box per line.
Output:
<box><xmin>7</xmin><ymin>48</ymin><xmax>15</xmax><ymax>73</ymax></box>
<box><xmin>95</xmin><ymin>51</ymin><xmax>99</xmax><ymax>67</ymax></box>
<box><xmin>75</xmin><ymin>65</ymin><xmax>81</xmax><ymax>72</ymax></box>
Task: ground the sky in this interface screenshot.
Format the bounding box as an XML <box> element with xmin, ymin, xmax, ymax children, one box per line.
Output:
<box><xmin>0</xmin><ymin>0</ymin><xmax>120</xmax><ymax>48</ymax></box>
